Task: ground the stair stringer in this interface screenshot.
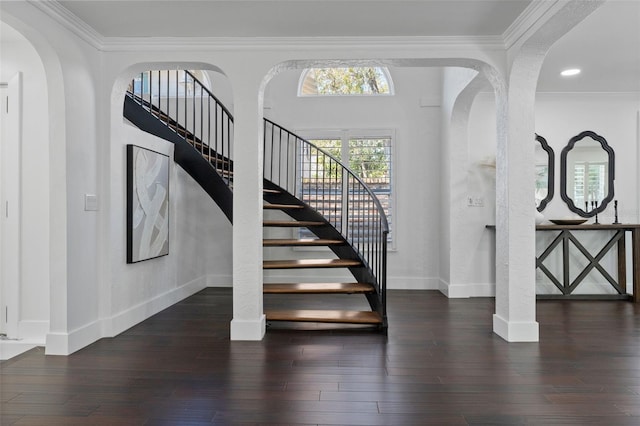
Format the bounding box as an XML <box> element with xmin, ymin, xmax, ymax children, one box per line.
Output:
<box><xmin>123</xmin><ymin>95</ymin><xmax>233</xmax><ymax>222</ymax></box>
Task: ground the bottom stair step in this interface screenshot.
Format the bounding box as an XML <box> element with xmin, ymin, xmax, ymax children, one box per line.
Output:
<box><xmin>266</xmin><ymin>310</ymin><xmax>383</xmax><ymax>324</ymax></box>
<box><xmin>264</xmin><ymin>283</ymin><xmax>375</xmax><ymax>294</ymax></box>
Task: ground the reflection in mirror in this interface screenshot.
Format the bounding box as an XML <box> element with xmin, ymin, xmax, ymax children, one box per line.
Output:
<box><xmin>535</xmin><ymin>134</ymin><xmax>554</xmax><ymax>212</ymax></box>
<box><xmin>560</xmin><ymin>131</ymin><xmax>615</xmax><ymax>217</ymax></box>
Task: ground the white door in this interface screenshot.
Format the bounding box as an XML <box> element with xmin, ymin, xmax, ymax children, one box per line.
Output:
<box><xmin>0</xmin><ymin>73</ymin><xmax>22</xmax><ymax>338</ymax></box>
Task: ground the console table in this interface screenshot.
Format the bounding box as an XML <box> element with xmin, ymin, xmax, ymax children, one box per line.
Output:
<box><xmin>535</xmin><ymin>223</ymin><xmax>640</xmax><ymax>302</ymax></box>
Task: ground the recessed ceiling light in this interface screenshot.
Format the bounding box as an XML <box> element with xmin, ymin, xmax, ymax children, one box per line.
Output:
<box><xmin>561</xmin><ymin>68</ymin><xmax>581</xmax><ymax>77</ymax></box>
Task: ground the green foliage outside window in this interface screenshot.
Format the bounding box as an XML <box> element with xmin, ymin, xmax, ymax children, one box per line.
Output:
<box><xmin>302</xmin><ymin>67</ymin><xmax>391</xmax><ymax>95</ymax></box>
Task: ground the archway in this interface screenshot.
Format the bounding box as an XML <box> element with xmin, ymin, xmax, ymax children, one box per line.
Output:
<box><xmin>0</xmin><ymin>18</ymin><xmax>61</xmax><ymax>359</ymax></box>
<box><xmin>100</xmin><ymin>62</ymin><xmax>235</xmax><ymax>338</ymax></box>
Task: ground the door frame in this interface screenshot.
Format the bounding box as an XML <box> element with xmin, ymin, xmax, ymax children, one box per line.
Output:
<box><xmin>0</xmin><ymin>73</ymin><xmax>22</xmax><ymax>338</ymax></box>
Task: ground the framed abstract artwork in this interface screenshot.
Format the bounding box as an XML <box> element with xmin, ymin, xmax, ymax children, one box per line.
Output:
<box><xmin>127</xmin><ymin>144</ymin><xmax>170</xmax><ymax>263</ymax></box>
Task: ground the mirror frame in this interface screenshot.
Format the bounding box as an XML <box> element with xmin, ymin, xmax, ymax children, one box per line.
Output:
<box><xmin>560</xmin><ymin>130</ymin><xmax>615</xmax><ymax>217</ymax></box>
<box><xmin>535</xmin><ymin>133</ymin><xmax>554</xmax><ymax>212</ymax></box>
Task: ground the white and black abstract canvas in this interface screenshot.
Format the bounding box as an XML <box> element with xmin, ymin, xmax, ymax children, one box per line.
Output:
<box><xmin>127</xmin><ymin>145</ymin><xmax>169</xmax><ymax>263</ymax></box>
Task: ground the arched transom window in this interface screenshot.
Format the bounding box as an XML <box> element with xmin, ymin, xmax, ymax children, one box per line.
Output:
<box><xmin>299</xmin><ymin>67</ymin><xmax>394</xmax><ymax>96</ymax></box>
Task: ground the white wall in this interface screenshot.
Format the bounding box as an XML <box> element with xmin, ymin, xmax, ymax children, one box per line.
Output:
<box><xmin>1</xmin><ymin>4</ymin><xmax>236</xmax><ymax>354</ymax></box>
<box><xmin>105</xmin><ymin>123</ymin><xmax>232</xmax><ymax>336</ymax></box>
<box><xmin>206</xmin><ymin>70</ymin><xmax>234</xmax><ymax>114</ymax></box>
<box><xmin>440</xmin><ymin>67</ymin><xmax>496</xmax><ymax>298</ymax></box>
<box><xmin>263</xmin><ymin>67</ymin><xmax>443</xmax><ymax>289</ymax></box>
<box><xmin>535</xmin><ymin>93</ymin><xmax>640</xmax><ymax>223</ymax></box>
<box><xmin>0</xmin><ymin>24</ymin><xmax>50</xmax><ymax>341</ymax></box>
<box><xmin>1</xmin><ymin>0</ymin><xmax>537</xmax><ymax>351</ymax></box>
<box><xmin>469</xmin><ymin>91</ymin><xmax>640</xmax><ymax>294</ymax></box>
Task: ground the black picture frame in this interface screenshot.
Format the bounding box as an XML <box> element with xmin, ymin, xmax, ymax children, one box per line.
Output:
<box><xmin>127</xmin><ymin>144</ymin><xmax>170</xmax><ymax>263</ymax></box>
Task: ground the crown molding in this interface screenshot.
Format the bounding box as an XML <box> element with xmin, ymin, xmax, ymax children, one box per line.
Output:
<box><xmin>100</xmin><ymin>35</ymin><xmax>505</xmax><ymax>52</ymax></box>
<box><xmin>27</xmin><ymin>0</ymin><xmax>103</xmax><ymax>49</ymax></box>
<box><xmin>502</xmin><ymin>0</ymin><xmax>564</xmax><ymax>49</ymax></box>
<box><xmin>22</xmin><ymin>1</ymin><xmax>505</xmax><ymax>53</ymax></box>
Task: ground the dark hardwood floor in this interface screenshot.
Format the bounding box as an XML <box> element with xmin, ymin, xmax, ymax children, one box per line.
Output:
<box><xmin>2</xmin><ymin>288</ymin><xmax>640</xmax><ymax>425</ymax></box>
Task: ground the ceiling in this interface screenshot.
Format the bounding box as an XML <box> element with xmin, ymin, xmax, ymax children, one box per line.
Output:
<box><xmin>537</xmin><ymin>0</ymin><xmax>640</xmax><ymax>93</ymax></box>
<box><xmin>2</xmin><ymin>1</ymin><xmax>639</xmax><ymax>93</ymax></box>
<box><xmin>57</xmin><ymin>0</ymin><xmax>531</xmax><ymax>38</ymax></box>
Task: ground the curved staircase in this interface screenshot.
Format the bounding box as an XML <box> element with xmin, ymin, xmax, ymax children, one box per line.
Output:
<box><xmin>124</xmin><ymin>70</ymin><xmax>388</xmax><ymax>332</ymax></box>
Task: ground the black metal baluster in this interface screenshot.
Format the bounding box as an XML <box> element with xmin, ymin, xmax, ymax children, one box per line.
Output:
<box><xmin>214</xmin><ymin>104</ymin><xmax>219</xmax><ymax>159</ymax></box>
<box><xmin>286</xmin><ymin>133</ymin><xmax>290</xmax><ymax>191</ymax></box>
<box><xmin>263</xmin><ymin>120</ymin><xmax>268</xmax><ymax>182</ymax></box>
<box><xmin>148</xmin><ymin>71</ymin><xmax>153</xmax><ymax>111</ymax></box>
<box><xmin>294</xmin><ymin>136</ymin><xmax>298</xmax><ymax>196</ymax></box>
<box><xmin>277</xmin><ymin>128</ymin><xmax>283</xmax><ymax>187</ymax></box>
<box><xmin>166</xmin><ymin>70</ymin><xmax>170</xmax><ymax>127</ymax></box>
<box><xmin>175</xmin><ymin>70</ymin><xmax>178</xmax><ymax>130</ymax></box>
<box><xmin>184</xmin><ymin>71</ymin><xmax>187</xmax><ymax>144</ymax></box>
<box><xmin>315</xmin><ymin>148</ymin><xmax>320</xmax><ymax>211</ymax></box>
<box><xmin>200</xmin><ymin>84</ymin><xmax>204</xmax><ymax>155</ymax></box>
<box><xmin>358</xmin><ymin>183</ymin><xmax>363</xmax><ymax>255</ymax></box>
<box><xmin>225</xmin><ymin>111</ymin><xmax>228</xmax><ymax>173</ymax></box>
<box><xmin>192</xmin><ymin>76</ymin><xmax>196</xmax><ymax>148</ymax></box>
<box><xmin>207</xmin><ymin>96</ymin><xmax>211</xmax><ymax>162</ymax></box>
<box><xmin>220</xmin><ymin>111</ymin><xmax>225</xmax><ymax>179</ymax></box>
<box><xmin>369</xmin><ymin>200</ymin><xmax>373</xmax><ymax>266</ymax></box>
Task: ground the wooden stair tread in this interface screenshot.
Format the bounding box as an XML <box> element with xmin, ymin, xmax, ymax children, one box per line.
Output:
<box><xmin>263</xmin><ymin>204</ymin><xmax>304</xmax><ymax>210</ymax></box>
<box><xmin>264</xmin><ymin>283</ymin><xmax>374</xmax><ymax>294</ymax></box>
<box><xmin>263</xmin><ymin>220</ymin><xmax>325</xmax><ymax>227</ymax></box>
<box><xmin>263</xmin><ymin>238</ymin><xmax>344</xmax><ymax>247</ymax></box>
<box><xmin>266</xmin><ymin>309</ymin><xmax>382</xmax><ymax>324</ymax></box>
<box><xmin>263</xmin><ymin>259</ymin><xmax>361</xmax><ymax>269</ymax></box>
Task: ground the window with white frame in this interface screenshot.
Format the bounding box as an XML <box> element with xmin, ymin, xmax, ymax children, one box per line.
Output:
<box><xmin>571</xmin><ymin>161</ymin><xmax>607</xmax><ymax>207</ymax></box>
<box><xmin>298</xmin><ymin>129</ymin><xmax>394</xmax><ymax>245</ymax></box>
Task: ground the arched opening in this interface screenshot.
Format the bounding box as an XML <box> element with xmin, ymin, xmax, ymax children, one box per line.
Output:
<box><xmin>0</xmin><ymin>20</ymin><xmax>52</xmax><ymax>359</ymax></box>
<box><xmin>533</xmin><ymin>1</ymin><xmax>640</xmax><ymax>297</ymax></box>
<box><xmin>261</xmin><ymin>58</ymin><xmax>504</xmax><ymax>303</ymax></box>
<box><xmin>103</xmin><ymin>63</ymin><xmax>235</xmax><ymax>339</ymax></box>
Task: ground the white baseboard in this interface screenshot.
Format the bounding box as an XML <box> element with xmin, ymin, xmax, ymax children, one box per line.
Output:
<box><xmin>388</xmin><ymin>276</ymin><xmax>440</xmax><ymax>290</ymax></box>
<box><xmin>45</xmin><ymin>275</ymin><xmax>208</xmax><ymax>356</ymax></box>
<box><xmin>493</xmin><ymin>313</ymin><xmax>539</xmax><ymax>342</ymax></box>
<box><xmin>207</xmin><ymin>274</ymin><xmax>232</xmax><ymax>287</ymax></box>
<box><xmin>0</xmin><ymin>341</ymin><xmax>42</xmax><ymax>361</ymax></box>
<box><xmin>46</xmin><ymin>318</ymin><xmax>102</xmax><ymax>356</ymax></box>
<box><xmin>439</xmin><ymin>279</ymin><xmax>496</xmax><ymax>298</ymax></box>
<box><xmin>107</xmin><ymin>275</ymin><xmax>208</xmax><ymax>337</ymax></box>
<box><xmin>230</xmin><ymin>314</ymin><xmax>266</xmax><ymax>340</ymax></box>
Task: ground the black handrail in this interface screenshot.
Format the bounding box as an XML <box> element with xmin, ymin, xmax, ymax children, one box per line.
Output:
<box><xmin>263</xmin><ymin>118</ymin><xmax>388</xmax><ymax>320</ymax></box>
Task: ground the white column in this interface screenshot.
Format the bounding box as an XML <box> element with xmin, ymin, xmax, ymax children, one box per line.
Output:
<box><xmin>492</xmin><ymin>0</ymin><xmax>605</xmax><ymax>342</ymax></box>
<box><xmin>493</xmin><ymin>69</ymin><xmax>540</xmax><ymax>342</ymax></box>
<box><xmin>229</xmin><ymin>72</ymin><xmax>266</xmax><ymax>340</ymax></box>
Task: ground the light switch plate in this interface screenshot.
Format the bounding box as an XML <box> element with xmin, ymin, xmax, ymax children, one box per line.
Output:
<box><xmin>85</xmin><ymin>194</ymin><xmax>98</xmax><ymax>211</ymax></box>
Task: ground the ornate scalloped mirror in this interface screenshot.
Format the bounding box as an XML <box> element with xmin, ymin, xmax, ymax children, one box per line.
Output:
<box><xmin>560</xmin><ymin>130</ymin><xmax>615</xmax><ymax>217</ymax></box>
<box><xmin>535</xmin><ymin>134</ymin><xmax>554</xmax><ymax>212</ymax></box>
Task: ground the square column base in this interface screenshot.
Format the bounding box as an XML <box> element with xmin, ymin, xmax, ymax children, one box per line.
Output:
<box><xmin>230</xmin><ymin>315</ymin><xmax>266</xmax><ymax>341</ymax></box>
<box><xmin>493</xmin><ymin>314</ymin><xmax>539</xmax><ymax>342</ymax></box>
